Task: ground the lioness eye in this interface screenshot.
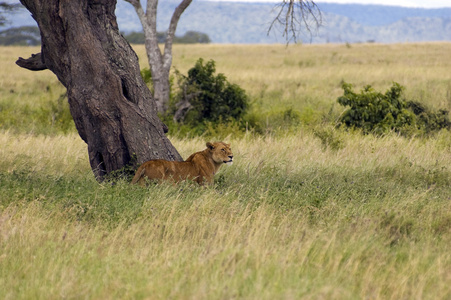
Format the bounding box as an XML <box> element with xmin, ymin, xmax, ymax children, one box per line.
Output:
<box><xmin>221</xmin><ymin>149</ymin><xmax>225</xmax><ymax>152</ymax></box>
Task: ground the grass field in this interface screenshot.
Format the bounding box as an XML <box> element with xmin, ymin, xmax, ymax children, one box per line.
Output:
<box><xmin>1</xmin><ymin>43</ymin><xmax>451</xmax><ymax>299</ymax></box>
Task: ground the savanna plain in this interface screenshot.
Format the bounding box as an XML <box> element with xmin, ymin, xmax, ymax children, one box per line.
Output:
<box><xmin>1</xmin><ymin>43</ymin><xmax>451</xmax><ymax>299</ymax></box>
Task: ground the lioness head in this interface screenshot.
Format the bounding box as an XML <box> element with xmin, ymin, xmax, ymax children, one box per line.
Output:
<box><xmin>207</xmin><ymin>142</ymin><xmax>233</xmax><ymax>165</ymax></box>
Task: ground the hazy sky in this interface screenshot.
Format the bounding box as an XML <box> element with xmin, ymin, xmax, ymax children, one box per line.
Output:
<box><xmin>202</xmin><ymin>0</ymin><xmax>451</xmax><ymax>8</ymax></box>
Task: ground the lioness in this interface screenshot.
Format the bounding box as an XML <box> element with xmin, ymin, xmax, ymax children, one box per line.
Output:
<box><xmin>131</xmin><ymin>142</ymin><xmax>233</xmax><ymax>186</ymax></box>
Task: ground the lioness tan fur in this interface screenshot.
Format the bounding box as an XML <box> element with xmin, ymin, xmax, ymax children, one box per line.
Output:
<box><xmin>131</xmin><ymin>142</ymin><xmax>233</xmax><ymax>186</ymax></box>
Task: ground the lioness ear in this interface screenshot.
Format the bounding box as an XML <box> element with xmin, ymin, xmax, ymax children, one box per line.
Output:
<box><xmin>206</xmin><ymin>142</ymin><xmax>214</xmax><ymax>150</ymax></box>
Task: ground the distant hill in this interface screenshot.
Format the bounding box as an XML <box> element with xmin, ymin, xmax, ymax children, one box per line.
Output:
<box><xmin>6</xmin><ymin>0</ymin><xmax>451</xmax><ymax>44</ymax></box>
<box><xmin>314</xmin><ymin>3</ymin><xmax>451</xmax><ymax>43</ymax></box>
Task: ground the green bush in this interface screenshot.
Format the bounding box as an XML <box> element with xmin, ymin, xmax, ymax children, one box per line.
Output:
<box><xmin>406</xmin><ymin>101</ymin><xmax>451</xmax><ymax>134</ymax></box>
<box><xmin>140</xmin><ymin>67</ymin><xmax>153</xmax><ymax>86</ymax></box>
<box><xmin>337</xmin><ymin>82</ymin><xmax>415</xmax><ymax>134</ymax></box>
<box><xmin>171</xmin><ymin>58</ymin><xmax>249</xmax><ymax>127</ymax></box>
<box><xmin>337</xmin><ymin>82</ymin><xmax>450</xmax><ymax>135</ymax></box>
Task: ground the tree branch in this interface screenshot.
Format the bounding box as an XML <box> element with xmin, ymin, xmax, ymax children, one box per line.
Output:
<box><xmin>268</xmin><ymin>0</ymin><xmax>321</xmax><ymax>44</ymax></box>
<box><xmin>163</xmin><ymin>0</ymin><xmax>192</xmax><ymax>69</ymax></box>
<box><xmin>124</xmin><ymin>0</ymin><xmax>150</xmax><ymax>33</ymax></box>
<box><xmin>16</xmin><ymin>52</ymin><xmax>47</xmax><ymax>71</ymax></box>
<box><xmin>147</xmin><ymin>0</ymin><xmax>158</xmax><ymax>36</ymax></box>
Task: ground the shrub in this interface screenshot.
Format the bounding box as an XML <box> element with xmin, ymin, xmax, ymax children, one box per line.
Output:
<box><xmin>406</xmin><ymin>101</ymin><xmax>451</xmax><ymax>134</ymax></box>
<box><xmin>337</xmin><ymin>82</ymin><xmax>450</xmax><ymax>135</ymax></box>
<box><xmin>171</xmin><ymin>58</ymin><xmax>249</xmax><ymax>127</ymax></box>
<box><xmin>140</xmin><ymin>67</ymin><xmax>153</xmax><ymax>86</ymax></box>
<box><xmin>337</xmin><ymin>82</ymin><xmax>415</xmax><ymax>134</ymax></box>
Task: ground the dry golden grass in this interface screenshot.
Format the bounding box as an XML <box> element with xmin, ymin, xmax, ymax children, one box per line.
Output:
<box><xmin>1</xmin><ymin>129</ymin><xmax>451</xmax><ymax>299</ymax></box>
<box><xmin>1</xmin><ymin>43</ymin><xmax>451</xmax><ymax>299</ymax></box>
<box><xmin>133</xmin><ymin>43</ymin><xmax>451</xmax><ymax>113</ymax></box>
<box><xmin>0</xmin><ymin>46</ymin><xmax>65</xmax><ymax>107</ymax></box>
<box><xmin>0</xmin><ymin>131</ymin><xmax>88</xmax><ymax>176</ymax></box>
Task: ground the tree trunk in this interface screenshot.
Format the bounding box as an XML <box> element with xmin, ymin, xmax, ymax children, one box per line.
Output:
<box><xmin>18</xmin><ymin>0</ymin><xmax>182</xmax><ymax>180</ymax></box>
<box><xmin>144</xmin><ymin>37</ymin><xmax>171</xmax><ymax>114</ymax></box>
<box><xmin>151</xmin><ymin>68</ymin><xmax>171</xmax><ymax>114</ymax></box>
<box><xmin>125</xmin><ymin>0</ymin><xmax>193</xmax><ymax>114</ymax></box>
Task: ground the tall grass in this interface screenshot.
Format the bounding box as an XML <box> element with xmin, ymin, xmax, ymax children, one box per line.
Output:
<box><xmin>2</xmin><ymin>129</ymin><xmax>451</xmax><ymax>299</ymax></box>
<box><xmin>1</xmin><ymin>43</ymin><xmax>451</xmax><ymax>299</ymax></box>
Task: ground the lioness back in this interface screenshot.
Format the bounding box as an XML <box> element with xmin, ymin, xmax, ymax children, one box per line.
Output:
<box><xmin>131</xmin><ymin>141</ymin><xmax>233</xmax><ymax>186</ymax></box>
<box><xmin>130</xmin><ymin>159</ymin><xmax>198</xmax><ymax>185</ymax></box>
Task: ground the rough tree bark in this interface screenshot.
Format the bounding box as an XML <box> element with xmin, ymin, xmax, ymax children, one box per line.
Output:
<box><xmin>17</xmin><ymin>0</ymin><xmax>182</xmax><ymax>180</ymax></box>
<box><xmin>124</xmin><ymin>0</ymin><xmax>193</xmax><ymax>114</ymax></box>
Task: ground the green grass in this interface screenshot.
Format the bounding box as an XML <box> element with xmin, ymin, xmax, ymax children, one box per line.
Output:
<box><xmin>2</xmin><ymin>130</ymin><xmax>451</xmax><ymax>299</ymax></box>
<box><xmin>1</xmin><ymin>43</ymin><xmax>451</xmax><ymax>299</ymax></box>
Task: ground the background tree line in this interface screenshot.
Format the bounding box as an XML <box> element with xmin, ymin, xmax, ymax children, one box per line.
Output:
<box><xmin>124</xmin><ymin>30</ymin><xmax>210</xmax><ymax>44</ymax></box>
<box><xmin>0</xmin><ymin>25</ymin><xmax>210</xmax><ymax>46</ymax></box>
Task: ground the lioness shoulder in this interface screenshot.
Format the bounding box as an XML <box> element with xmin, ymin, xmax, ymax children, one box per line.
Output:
<box><xmin>131</xmin><ymin>141</ymin><xmax>233</xmax><ymax>186</ymax></box>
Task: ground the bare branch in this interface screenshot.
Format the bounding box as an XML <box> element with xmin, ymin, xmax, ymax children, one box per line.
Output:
<box><xmin>268</xmin><ymin>0</ymin><xmax>322</xmax><ymax>44</ymax></box>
